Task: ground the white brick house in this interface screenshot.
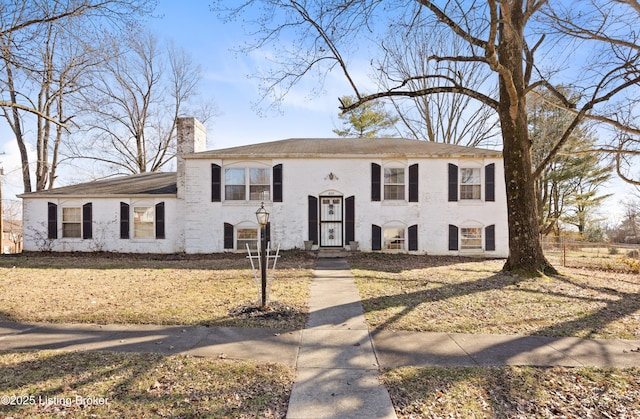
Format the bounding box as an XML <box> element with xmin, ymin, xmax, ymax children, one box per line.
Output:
<box><xmin>21</xmin><ymin>117</ymin><xmax>508</xmax><ymax>256</ymax></box>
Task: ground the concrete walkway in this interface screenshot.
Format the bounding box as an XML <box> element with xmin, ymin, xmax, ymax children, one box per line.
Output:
<box><xmin>285</xmin><ymin>257</ymin><xmax>396</xmax><ymax>419</ymax></box>
<box><xmin>1</xmin><ymin>256</ymin><xmax>640</xmax><ymax>417</ymax></box>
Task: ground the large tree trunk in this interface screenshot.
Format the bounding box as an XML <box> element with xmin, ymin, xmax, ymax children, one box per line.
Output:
<box><xmin>497</xmin><ymin>3</ymin><xmax>556</xmax><ymax>275</ymax></box>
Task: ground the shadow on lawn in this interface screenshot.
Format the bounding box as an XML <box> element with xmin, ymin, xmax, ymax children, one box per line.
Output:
<box><xmin>0</xmin><ymin>349</ymin><xmax>290</xmax><ymax>418</ymax></box>
<box><xmin>358</xmin><ymin>267</ymin><xmax>640</xmax><ymax>340</ymax></box>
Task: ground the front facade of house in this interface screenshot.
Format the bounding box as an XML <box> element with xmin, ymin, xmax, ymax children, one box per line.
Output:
<box><xmin>21</xmin><ymin>118</ymin><xmax>509</xmax><ymax>257</ymax></box>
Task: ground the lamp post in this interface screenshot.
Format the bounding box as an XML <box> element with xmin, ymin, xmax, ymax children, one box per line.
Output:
<box><xmin>255</xmin><ymin>201</ymin><xmax>270</xmax><ymax>309</ymax></box>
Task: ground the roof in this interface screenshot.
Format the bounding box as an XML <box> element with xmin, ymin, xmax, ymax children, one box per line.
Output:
<box><xmin>19</xmin><ymin>138</ymin><xmax>501</xmax><ymax>199</ymax></box>
<box><xmin>189</xmin><ymin>138</ymin><xmax>502</xmax><ymax>159</ymax></box>
<box><xmin>20</xmin><ymin>172</ymin><xmax>177</xmax><ymax>198</ymax></box>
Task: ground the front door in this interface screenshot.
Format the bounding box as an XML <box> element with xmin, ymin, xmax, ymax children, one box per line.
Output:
<box><xmin>320</xmin><ymin>196</ymin><xmax>343</xmax><ymax>247</ymax></box>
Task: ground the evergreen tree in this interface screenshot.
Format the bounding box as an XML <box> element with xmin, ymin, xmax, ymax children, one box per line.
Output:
<box><xmin>333</xmin><ymin>96</ymin><xmax>398</xmax><ymax>138</ymax></box>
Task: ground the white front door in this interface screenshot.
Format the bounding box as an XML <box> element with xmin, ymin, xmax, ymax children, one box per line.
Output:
<box><xmin>320</xmin><ymin>196</ymin><xmax>343</xmax><ymax>247</ymax></box>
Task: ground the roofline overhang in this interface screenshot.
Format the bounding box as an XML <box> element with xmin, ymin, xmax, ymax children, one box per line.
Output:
<box><xmin>19</xmin><ymin>193</ymin><xmax>177</xmax><ymax>199</ymax></box>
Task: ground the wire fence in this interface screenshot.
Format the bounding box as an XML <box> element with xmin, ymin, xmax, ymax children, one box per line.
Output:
<box><xmin>542</xmin><ymin>238</ymin><xmax>640</xmax><ymax>272</ymax></box>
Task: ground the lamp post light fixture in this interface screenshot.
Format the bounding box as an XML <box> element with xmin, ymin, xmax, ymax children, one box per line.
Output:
<box><xmin>255</xmin><ymin>201</ymin><xmax>270</xmax><ymax>309</ymax></box>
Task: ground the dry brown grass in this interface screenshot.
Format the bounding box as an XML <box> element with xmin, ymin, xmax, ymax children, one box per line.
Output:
<box><xmin>0</xmin><ymin>350</ymin><xmax>293</xmax><ymax>418</ymax></box>
<box><xmin>349</xmin><ymin>253</ymin><xmax>640</xmax><ymax>339</ymax></box>
<box><xmin>0</xmin><ymin>251</ymin><xmax>314</xmax><ymax>330</ymax></box>
<box><xmin>383</xmin><ymin>365</ymin><xmax>640</xmax><ymax>418</ymax></box>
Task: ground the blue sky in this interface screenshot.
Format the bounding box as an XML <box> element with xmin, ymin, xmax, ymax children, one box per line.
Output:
<box><xmin>145</xmin><ymin>0</ymin><xmax>349</xmax><ymax>148</ymax></box>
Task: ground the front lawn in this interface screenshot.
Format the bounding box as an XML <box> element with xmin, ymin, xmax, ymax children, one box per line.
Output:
<box><xmin>350</xmin><ymin>253</ymin><xmax>640</xmax><ymax>339</ymax></box>
<box><xmin>0</xmin><ymin>252</ymin><xmax>314</xmax><ymax>330</ymax></box>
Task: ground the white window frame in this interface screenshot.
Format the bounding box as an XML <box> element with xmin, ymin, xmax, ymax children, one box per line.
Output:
<box><xmin>133</xmin><ymin>206</ymin><xmax>155</xmax><ymax>239</ymax></box>
<box><xmin>62</xmin><ymin>207</ymin><xmax>82</xmax><ymax>238</ymax></box>
<box><xmin>383</xmin><ymin>227</ymin><xmax>405</xmax><ymax>250</ymax></box>
<box><xmin>460</xmin><ymin>167</ymin><xmax>481</xmax><ymax>200</ymax></box>
<box><xmin>237</xmin><ymin>226</ymin><xmax>259</xmax><ymax>251</ymax></box>
<box><xmin>460</xmin><ymin>227</ymin><xmax>483</xmax><ymax>250</ymax></box>
<box><xmin>383</xmin><ymin>163</ymin><xmax>406</xmax><ymax>201</ymax></box>
<box><xmin>224</xmin><ymin>166</ymin><xmax>271</xmax><ymax>202</ymax></box>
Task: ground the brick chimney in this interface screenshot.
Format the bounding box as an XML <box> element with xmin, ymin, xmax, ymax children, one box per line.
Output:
<box><xmin>176</xmin><ymin>117</ymin><xmax>206</xmax><ymax>199</ymax></box>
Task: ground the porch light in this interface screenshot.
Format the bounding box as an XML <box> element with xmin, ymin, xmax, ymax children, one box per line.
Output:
<box><xmin>255</xmin><ymin>202</ymin><xmax>270</xmax><ymax>226</ymax></box>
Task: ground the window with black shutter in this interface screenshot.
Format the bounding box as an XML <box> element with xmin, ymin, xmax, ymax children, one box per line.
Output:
<box><xmin>211</xmin><ymin>164</ymin><xmax>222</xmax><ymax>202</ymax></box>
<box><xmin>273</xmin><ymin>164</ymin><xmax>283</xmax><ymax>202</ymax></box>
<box><xmin>485</xmin><ymin>224</ymin><xmax>496</xmax><ymax>251</ymax></box>
<box><xmin>120</xmin><ymin>202</ymin><xmax>130</xmax><ymax>239</ymax></box>
<box><xmin>82</xmin><ymin>203</ymin><xmax>93</xmax><ymax>239</ymax></box>
<box><xmin>371</xmin><ymin>163</ymin><xmax>381</xmax><ymax>201</ymax></box>
<box><xmin>485</xmin><ymin>163</ymin><xmax>495</xmax><ymax>202</ymax></box>
<box><xmin>448</xmin><ymin>164</ymin><xmax>458</xmax><ymax>202</ymax></box>
<box><xmin>448</xmin><ymin>224</ymin><xmax>459</xmax><ymax>251</ymax></box>
<box><xmin>408</xmin><ymin>224</ymin><xmax>418</xmax><ymax>251</ymax></box>
<box><xmin>47</xmin><ymin>202</ymin><xmax>58</xmax><ymax>239</ymax></box>
<box><xmin>409</xmin><ymin>164</ymin><xmax>419</xmax><ymax>202</ymax></box>
<box><xmin>372</xmin><ymin>224</ymin><xmax>382</xmax><ymax>251</ymax></box>
<box><xmin>155</xmin><ymin>202</ymin><xmax>165</xmax><ymax>239</ymax></box>
<box><xmin>224</xmin><ymin>222</ymin><xmax>234</xmax><ymax>249</ymax></box>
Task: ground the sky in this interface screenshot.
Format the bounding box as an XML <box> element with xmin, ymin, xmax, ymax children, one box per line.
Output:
<box><xmin>0</xmin><ymin>0</ymin><xmax>638</xmax><ymax>223</ymax></box>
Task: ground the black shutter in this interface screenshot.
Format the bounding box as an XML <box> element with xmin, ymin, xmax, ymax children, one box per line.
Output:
<box><xmin>345</xmin><ymin>196</ymin><xmax>355</xmax><ymax>243</ymax></box>
<box><xmin>47</xmin><ymin>202</ymin><xmax>58</xmax><ymax>239</ymax></box>
<box><xmin>372</xmin><ymin>224</ymin><xmax>382</xmax><ymax>251</ymax></box>
<box><xmin>485</xmin><ymin>163</ymin><xmax>495</xmax><ymax>202</ymax></box>
<box><xmin>273</xmin><ymin>164</ymin><xmax>283</xmax><ymax>202</ymax></box>
<box><xmin>409</xmin><ymin>164</ymin><xmax>419</xmax><ymax>202</ymax></box>
<box><xmin>224</xmin><ymin>222</ymin><xmax>234</xmax><ymax>249</ymax></box>
<box><xmin>486</xmin><ymin>224</ymin><xmax>496</xmax><ymax>251</ymax></box>
<box><xmin>155</xmin><ymin>202</ymin><xmax>165</xmax><ymax>239</ymax></box>
<box><xmin>371</xmin><ymin>163</ymin><xmax>381</xmax><ymax>201</ymax></box>
<box><xmin>448</xmin><ymin>224</ymin><xmax>459</xmax><ymax>251</ymax></box>
<box><xmin>211</xmin><ymin>164</ymin><xmax>222</xmax><ymax>202</ymax></box>
<box><xmin>120</xmin><ymin>202</ymin><xmax>130</xmax><ymax>239</ymax></box>
<box><xmin>448</xmin><ymin>164</ymin><xmax>458</xmax><ymax>202</ymax></box>
<box><xmin>408</xmin><ymin>224</ymin><xmax>418</xmax><ymax>251</ymax></box>
<box><xmin>82</xmin><ymin>203</ymin><xmax>92</xmax><ymax>239</ymax></box>
<box><xmin>308</xmin><ymin>196</ymin><xmax>318</xmax><ymax>244</ymax></box>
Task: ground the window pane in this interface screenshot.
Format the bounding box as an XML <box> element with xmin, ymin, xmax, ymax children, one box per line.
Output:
<box><xmin>134</xmin><ymin>207</ymin><xmax>154</xmax><ymax>238</ymax></box>
<box><xmin>225</xmin><ymin>168</ymin><xmax>245</xmax><ymax>185</ymax></box>
<box><xmin>384</xmin><ymin>227</ymin><xmax>405</xmax><ymax>250</ymax></box>
<box><xmin>460</xmin><ymin>168</ymin><xmax>480</xmax><ymax>184</ymax></box>
<box><xmin>460</xmin><ymin>185</ymin><xmax>481</xmax><ymax>200</ymax></box>
<box><xmin>384</xmin><ymin>168</ymin><xmax>404</xmax><ymax>184</ymax></box>
<box><xmin>250</xmin><ymin>185</ymin><xmax>270</xmax><ymax>201</ymax></box>
<box><xmin>62</xmin><ymin>208</ymin><xmax>81</xmax><ymax>222</ymax></box>
<box><xmin>237</xmin><ymin>228</ymin><xmax>258</xmax><ymax>251</ymax></box>
<box><xmin>62</xmin><ymin>223</ymin><xmax>81</xmax><ymax>238</ymax></box>
<box><xmin>250</xmin><ymin>168</ymin><xmax>270</xmax><ymax>184</ymax></box>
<box><xmin>225</xmin><ymin>185</ymin><xmax>246</xmax><ymax>200</ymax></box>
<box><xmin>384</xmin><ymin>185</ymin><xmax>405</xmax><ymax>200</ymax></box>
<box><xmin>461</xmin><ymin>227</ymin><xmax>482</xmax><ymax>249</ymax></box>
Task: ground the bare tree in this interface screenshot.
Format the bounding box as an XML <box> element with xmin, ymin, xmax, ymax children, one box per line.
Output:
<box><xmin>0</xmin><ymin>0</ymin><xmax>155</xmax><ymax>192</ymax></box>
<box><xmin>379</xmin><ymin>21</ymin><xmax>499</xmax><ymax>147</ymax></box>
<box><xmin>215</xmin><ymin>0</ymin><xmax>640</xmax><ymax>276</ymax></box>
<box><xmin>69</xmin><ymin>33</ymin><xmax>215</xmax><ymax>175</ymax></box>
